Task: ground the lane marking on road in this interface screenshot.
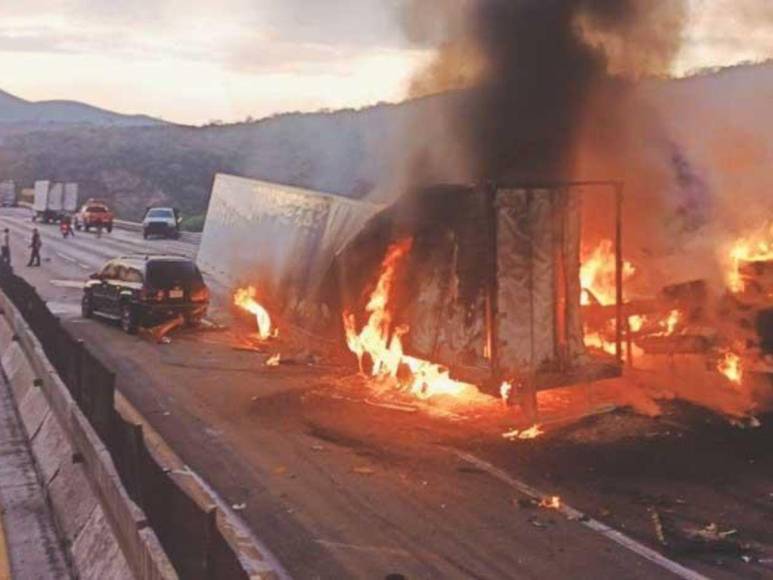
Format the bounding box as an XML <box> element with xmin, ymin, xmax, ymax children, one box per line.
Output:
<box><xmin>450</xmin><ymin>450</ymin><xmax>710</xmax><ymax>580</ymax></box>
<box><xmin>50</xmin><ymin>279</ymin><xmax>85</xmax><ymax>289</ymax></box>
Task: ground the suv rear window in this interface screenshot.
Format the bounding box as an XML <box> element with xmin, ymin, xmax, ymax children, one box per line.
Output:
<box><xmin>146</xmin><ymin>261</ymin><xmax>204</xmax><ymax>289</ymax></box>
<box><xmin>147</xmin><ymin>209</ymin><xmax>174</xmax><ymax>219</ymax></box>
<box><xmin>87</xmin><ymin>206</ymin><xmax>107</xmax><ymax>213</ymax></box>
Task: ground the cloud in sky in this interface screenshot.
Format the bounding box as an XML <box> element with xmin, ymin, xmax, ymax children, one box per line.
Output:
<box><xmin>0</xmin><ymin>0</ymin><xmax>769</xmax><ymax>124</ymax></box>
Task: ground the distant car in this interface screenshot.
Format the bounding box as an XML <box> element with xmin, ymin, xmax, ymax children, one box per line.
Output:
<box><xmin>74</xmin><ymin>199</ymin><xmax>114</xmax><ymax>232</ymax></box>
<box><xmin>142</xmin><ymin>207</ymin><xmax>181</xmax><ymax>239</ymax></box>
<box><xmin>82</xmin><ymin>255</ymin><xmax>209</xmax><ymax>334</ymax></box>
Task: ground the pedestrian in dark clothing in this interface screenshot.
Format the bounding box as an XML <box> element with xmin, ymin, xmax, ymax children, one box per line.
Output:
<box><xmin>27</xmin><ymin>228</ymin><xmax>41</xmax><ymax>267</ymax></box>
<box><xmin>1</xmin><ymin>228</ymin><xmax>10</xmax><ymax>266</ymax></box>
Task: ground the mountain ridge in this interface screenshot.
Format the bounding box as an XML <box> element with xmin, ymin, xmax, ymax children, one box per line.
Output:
<box><xmin>0</xmin><ymin>88</ymin><xmax>166</xmax><ymax>127</ymax></box>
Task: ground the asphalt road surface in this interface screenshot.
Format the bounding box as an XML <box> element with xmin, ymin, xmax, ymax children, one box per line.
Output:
<box><xmin>1</xmin><ymin>207</ymin><xmax>770</xmax><ymax>580</ymax></box>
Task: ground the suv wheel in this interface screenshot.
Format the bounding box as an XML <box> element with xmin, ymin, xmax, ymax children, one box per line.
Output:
<box><xmin>106</xmin><ymin>223</ymin><xmax>113</xmax><ymax>233</ymax></box>
<box><xmin>81</xmin><ymin>292</ymin><xmax>94</xmax><ymax>318</ymax></box>
<box><xmin>121</xmin><ymin>304</ymin><xmax>139</xmax><ymax>335</ymax></box>
<box><xmin>143</xmin><ymin>229</ymin><xmax>149</xmax><ymax>240</ymax></box>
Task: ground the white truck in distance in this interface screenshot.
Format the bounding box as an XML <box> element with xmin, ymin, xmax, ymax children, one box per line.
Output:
<box><xmin>33</xmin><ymin>180</ymin><xmax>79</xmax><ymax>223</ymax></box>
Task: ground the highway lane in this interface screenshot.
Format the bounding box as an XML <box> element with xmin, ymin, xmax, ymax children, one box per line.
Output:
<box><xmin>0</xmin><ymin>207</ymin><xmax>724</xmax><ymax>579</ymax></box>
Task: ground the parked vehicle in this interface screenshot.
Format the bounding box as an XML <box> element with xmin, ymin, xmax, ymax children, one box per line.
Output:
<box><xmin>32</xmin><ymin>180</ymin><xmax>79</xmax><ymax>223</ymax></box>
<box><xmin>74</xmin><ymin>199</ymin><xmax>114</xmax><ymax>232</ymax></box>
<box><xmin>82</xmin><ymin>255</ymin><xmax>209</xmax><ymax>334</ymax></box>
<box><xmin>142</xmin><ymin>207</ymin><xmax>181</xmax><ymax>239</ymax></box>
<box><xmin>0</xmin><ymin>180</ymin><xmax>17</xmax><ymax>207</ymax></box>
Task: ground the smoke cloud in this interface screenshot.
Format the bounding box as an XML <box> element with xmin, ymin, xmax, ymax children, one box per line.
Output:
<box><xmin>397</xmin><ymin>0</ymin><xmax>689</xmax><ymax>184</ymax></box>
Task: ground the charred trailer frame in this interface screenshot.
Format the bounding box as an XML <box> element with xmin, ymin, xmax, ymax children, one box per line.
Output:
<box><xmin>335</xmin><ymin>181</ymin><xmax>625</xmax><ymax>415</ymax></box>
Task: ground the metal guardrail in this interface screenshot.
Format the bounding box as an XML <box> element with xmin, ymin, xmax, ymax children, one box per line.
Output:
<box><xmin>0</xmin><ymin>264</ymin><xmax>263</xmax><ymax>580</ymax></box>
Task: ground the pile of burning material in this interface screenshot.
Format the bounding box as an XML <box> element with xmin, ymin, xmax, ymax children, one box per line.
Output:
<box><xmin>580</xmin><ymin>221</ymin><xmax>773</xmax><ymax>418</ymax></box>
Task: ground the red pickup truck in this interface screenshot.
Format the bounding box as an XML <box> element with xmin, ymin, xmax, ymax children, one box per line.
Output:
<box><xmin>74</xmin><ymin>199</ymin><xmax>114</xmax><ymax>232</ymax></box>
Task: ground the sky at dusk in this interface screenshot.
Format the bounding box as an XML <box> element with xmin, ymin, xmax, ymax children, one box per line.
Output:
<box><xmin>0</xmin><ymin>0</ymin><xmax>770</xmax><ymax>125</ymax></box>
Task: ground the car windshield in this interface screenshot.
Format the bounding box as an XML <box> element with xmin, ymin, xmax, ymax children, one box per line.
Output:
<box><xmin>147</xmin><ymin>209</ymin><xmax>174</xmax><ymax>219</ymax></box>
<box><xmin>146</xmin><ymin>261</ymin><xmax>204</xmax><ymax>290</ymax></box>
<box><xmin>87</xmin><ymin>206</ymin><xmax>107</xmax><ymax>213</ymax></box>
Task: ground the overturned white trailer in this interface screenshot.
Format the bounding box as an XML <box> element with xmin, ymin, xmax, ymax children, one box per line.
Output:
<box><xmin>197</xmin><ymin>173</ymin><xmax>384</xmax><ymax>320</ymax></box>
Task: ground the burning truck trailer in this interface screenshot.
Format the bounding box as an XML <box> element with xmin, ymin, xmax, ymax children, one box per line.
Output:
<box><xmin>198</xmin><ymin>173</ymin><xmax>630</xmax><ymax>422</ymax></box>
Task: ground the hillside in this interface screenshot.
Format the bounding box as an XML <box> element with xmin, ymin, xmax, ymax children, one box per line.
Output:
<box><xmin>0</xmin><ymin>62</ymin><xmax>769</xmax><ymax>229</ymax></box>
<box><xmin>0</xmin><ymin>89</ymin><xmax>165</xmax><ymax>127</ymax></box>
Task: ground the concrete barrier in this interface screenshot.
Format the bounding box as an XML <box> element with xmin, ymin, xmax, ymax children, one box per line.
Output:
<box><xmin>0</xmin><ymin>295</ymin><xmax>177</xmax><ymax>580</ymax></box>
<box><xmin>116</xmin><ymin>396</ymin><xmax>288</xmax><ymax>579</ymax></box>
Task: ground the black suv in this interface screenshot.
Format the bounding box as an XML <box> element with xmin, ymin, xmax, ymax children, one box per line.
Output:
<box><xmin>82</xmin><ymin>255</ymin><xmax>209</xmax><ymax>334</ymax></box>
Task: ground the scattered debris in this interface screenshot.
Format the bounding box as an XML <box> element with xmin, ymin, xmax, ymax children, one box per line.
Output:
<box><xmin>730</xmin><ymin>416</ymin><xmax>761</xmax><ymax>429</ymax></box>
<box><xmin>502</xmin><ymin>424</ymin><xmax>544</xmax><ymax>440</ymax></box>
<box><xmin>232</xmin><ymin>503</ymin><xmax>246</xmax><ymax>511</ymax></box>
<box><xmin>352</xmin><ymin>466</ymin><xmax>376</xmax><ymax>476</ymax></box>
<box><xmin>273</xmin><ymin>466</ymin><xmax>287</xmax><ymax>476</ymax></box>
<box><xmin>233</xmin><ymin>344</ymin><xmax>266</xmax><ymax>353</ymax></box>
<box><xmin>140</xmin><ymin>314</ymin><xmax>185</xmax><ymax>344</ymax></box>
<box><xmin>364</xmin><ymin>398</ymin><xmax>418</xmax><ymax>413</ymax></box>
<box><xmin>651</xmin><ymin>512</ymin><xmax>750</xmax><ymax>557</ymax></box>
<box><xmin>265</xmin><ymin>353</ymin><xmax>281</xmax><ymax>367</ymax></box>
<box><xmin>528</xmin><ymin>516</ymin><xmax>547</xmax><ymax>528</ymax></box>
<box><xmin>513</xmin><ymin>498</ymin><xmax>538</xmax><ymax>509</ymax></box>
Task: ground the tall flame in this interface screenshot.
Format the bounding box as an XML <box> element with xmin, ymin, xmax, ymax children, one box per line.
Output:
<box><xmin>343</xmin><ymin>239</ymin><xmax>472</xmax><ymax>400</ymax></box>
<box><xmin>717</xmin><ymin>351</ymin><xmax>743</xmax><ymax>385</ymax></box>
<box><xmin>234</xmin><ymin>286</ymin><xmax>276</xmax><ymax>340</ymax></box>
<box><xmin>727</xmin><ymin>222</ymin><xmax>773</xmax><ymax>293</ymax></box>
<box><xmin>580</xmin><ymin>239</ymin><xmax>635</xmax><ymax>306</ymax></box>
<box><xmin>662</xmin><ymin>309</ymin><xmax>681</xmax><ymax>336</ymax></box>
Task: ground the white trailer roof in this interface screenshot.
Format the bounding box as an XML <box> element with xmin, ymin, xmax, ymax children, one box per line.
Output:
<box><xmin>197</xmin><ymin>173</ymin><xmax>384</xmax><ymax>311</ymax></box>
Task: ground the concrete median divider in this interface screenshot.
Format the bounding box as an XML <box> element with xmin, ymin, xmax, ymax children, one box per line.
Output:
<box><xmin>0</xmin><ymin>294</ymin><xmax>174</xmax><ymax>580</ymax></box>
<box><xmin>0</xmin><ymin>265</ymin><xmax>287</xmax><ymax>579</ymax></box>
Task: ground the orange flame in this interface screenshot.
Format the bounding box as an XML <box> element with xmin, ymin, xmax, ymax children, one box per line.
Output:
<box><xmin>717</xmin><ymin>351</ymin><xmax>743</xmax><ymax>385</ymax></box>
<box><xmin>266</xmin><ymin>353</ymin><xmax>281</xmax><ymax>367</ymax></box>
<box><xmin>343</xmin><ymin>239</ymin><xmax>473</xmax><ymax>400</ymax></box>
<box><xmin>539</xmin><ymin>496</ymin><xmax>562</xmax><ymax>509</ymax></box>
<box><xmin>661</xmin><ymin>309</ymin><xmax>681</xmax><ymax>336</ymax></box>
<box><xmin>500</xmin><ymin>381</ymin><xmax>513</xmax><ymax>406</ymax></box>
<box><xmin>502</xmin><ymin>424</ymin><xmax>544</xmax><ymax>440</ymax></box>
<box><xmin>727</xmin><ymin>222</ymin><xmax>773</xmax><ymax>293</ymax></box>
<box><xmin>628</xmin><ymin>315</ymin><xmax>645</xmax><ymax>333</ymax></box>
<box><xmin>580</xmin><ymin>240</ymin><xmax>635</xmax><ymax>306</ymax></box>
<box><xmin>234</xmin><ymin>286</ymin><xmax>277</xmax><ymax>340</ymax></box>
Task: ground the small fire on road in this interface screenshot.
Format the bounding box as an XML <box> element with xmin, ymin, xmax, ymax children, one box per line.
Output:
<box><xmin>502</xmin><ymin>424</ymin><xmax>544</xmax><ymax>441</ymax></box>
<box><xmin>234</xmin><ymin>286</ymin><xmax>277</xmax><ymax>340</ymax></box>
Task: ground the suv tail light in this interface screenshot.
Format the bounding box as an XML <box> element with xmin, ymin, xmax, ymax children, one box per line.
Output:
<box><xmin>140</xmin><ymin>288</ymin><xmax>165</xmax><ymax>302</ymax></box>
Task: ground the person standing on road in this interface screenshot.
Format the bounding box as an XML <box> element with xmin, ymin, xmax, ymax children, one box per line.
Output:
<box><xmin>95</xmin><ymin>220</ymin><xmax>103</xmax><ymax>239</ymax></box>
<box><xmin>1</xmin><ymin>228</ymin><xmax>10</xmax><ymax>266</ymax></box>
<box><xmin>27</xmin><ymin>228</ymin><xmax>41</xmax><ymax>267</ymax></box>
